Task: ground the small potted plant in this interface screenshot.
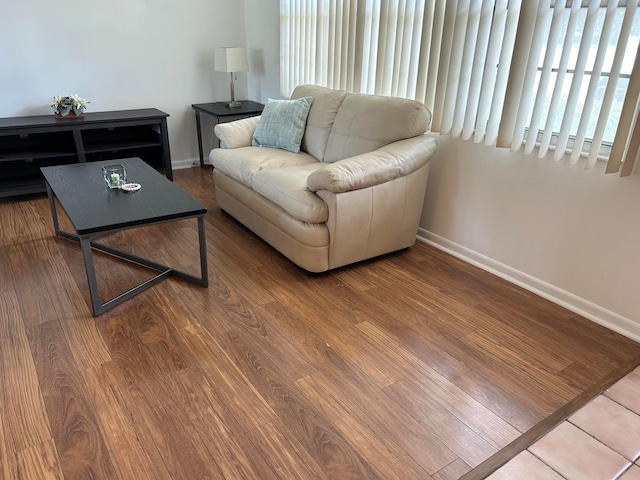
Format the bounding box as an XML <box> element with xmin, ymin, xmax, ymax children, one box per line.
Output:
<box><xmin>49</xmin><ymin>95</ymin><xmax>88</xmax><ymax>117</ymax></box>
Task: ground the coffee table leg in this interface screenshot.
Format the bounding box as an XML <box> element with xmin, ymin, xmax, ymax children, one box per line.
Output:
<box><xmin>79</xmin><ymin>236</ymin><xmax>102</xmax><ymax>316</ymax></box>
<box><xmin>45</xmin><ymin>182</ymin><xmax>62</xmax><ymax>235</ymax></box>
<box><xmin>51</xmin><ymin>215</ymin><xmax>207</xmax><ymax>316</ymax></box>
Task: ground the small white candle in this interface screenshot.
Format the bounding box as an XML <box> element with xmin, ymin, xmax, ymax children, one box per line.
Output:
<box><xmin>111</xmin><ymin>172</ymin><xmax>120</xmax><ymax>185</ymax></box>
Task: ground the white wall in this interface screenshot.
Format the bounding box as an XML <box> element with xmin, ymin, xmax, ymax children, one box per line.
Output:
<box><xmin>244</xmin><ymin>0</ymin><xmax>283</xmax><ymax>102</ymax></box>
<box><xmin>244</xmin><ymin>4</ymin><xmax>640</xmax><ymax>340</ymax></box>
<box><xmin>0</xmin><ymin>0</ymin><xmax>248</xmax><ymax>168</ymax></box>
<box><xmin>421</xmin><ymin>137</ymin><xmax>640</xmax><ymax>340</ymax></box>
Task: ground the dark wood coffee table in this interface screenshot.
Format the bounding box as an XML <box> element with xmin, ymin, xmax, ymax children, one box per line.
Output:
<box><xmin>41</xmin><ymin>157</ymin><xmax>208</xmax><ymax>316</ymax></box>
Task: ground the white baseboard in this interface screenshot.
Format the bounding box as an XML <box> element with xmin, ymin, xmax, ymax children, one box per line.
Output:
<box><xmin>171</xmin><ymin>158</ymin><xmax>197</xmax><ymax>170</ymax></box>
<box><xmin>417</xmin><ymin>228</ymin><xmax>640</xmax><ymax>343</ymax></box>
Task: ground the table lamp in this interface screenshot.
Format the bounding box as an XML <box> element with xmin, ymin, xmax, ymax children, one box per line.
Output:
<box><xmin>214</xmin><ymin>47</ymin><xmax>249</xmax><ymax>108</ymax></box>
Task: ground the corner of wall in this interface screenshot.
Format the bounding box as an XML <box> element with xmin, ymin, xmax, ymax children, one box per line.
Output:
<box><xmin>417</xmin><ymin>228</ymin><xmax>640</xmax><ymax>343</ymax></box>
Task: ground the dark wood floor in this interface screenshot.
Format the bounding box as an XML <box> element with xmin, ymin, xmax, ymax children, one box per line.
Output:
<box><xmin>1</xmin><ymin>167</ymin><xmax>638</xmax><ymax>480</ymax></box>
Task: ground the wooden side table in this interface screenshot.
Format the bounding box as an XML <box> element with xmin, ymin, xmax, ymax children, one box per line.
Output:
<box><xmin>192</xmin><ymin>100</ymin><xmax>264</xmax><ymax>168</ymax></box>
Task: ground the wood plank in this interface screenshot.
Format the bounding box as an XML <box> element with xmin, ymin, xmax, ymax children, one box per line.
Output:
<box><xmin>164</xmin><ymin>254</ymin><xmax>276</xmax><ymax>338</ymax></box>
<box><xmin>97</xmin><ymin>299</ymin><xmax>193</xmax><ymax>386</ymax></box>
<box><xmin>262</xmin><ymin>303</ymin><xmax>458</xmax><ymax>474</ymax></box>
<box><xmin>475</xmin><ymin>298</ymin><xmax>633</xmax><ymax>374</ymax></box>
<box><xmin>26</xmin><ymin>319</ymin><xmax>118</xmax><ymax>479</ymax></box>
<box><xmin>19</xmin><ymin>196</ymin><xmax>52</xmax><ymax>243</ymax></box>
<box><xmin>558</xmin><ymin>361</ymin><xmax>604</xmax><ymax>391</ymax></box>
<box><xmin>0</xmin><ymin>392</ymin><xmax>17</xmax><ymax>480</ymax></box>
<box><xmin>0</xmin><ymin>291</ymin><xmax>52</xmax><ymax>453</ymax></box>
<box><xmin>5</xmin><ymin>242</ymin><xmax>60</xmax><ymax>326</ymax></box>
<box><xmin>0</xmin><ymin>198</ymin><xmax>33</xmax><ymax>240</ymax></box>
<box><xmin>256</xmin><ymin>268</ymin><xmax>461</xmax><ymax>390</ymax></box>
<box><xmin>202</xmin><ymin>242</ymin><xmax>276</xmax><ymax>306</ymax></box>
<box><xmin>412</xmin><ymin>247</ymin><xmax>557</xmax><ymax>312</ymax></box>
<box><xmin>313</xmin><ymin>266</ymin><xmax>478</xmax><ymax>383</ymax></box>
<box><xmin>248</xmin><ymin>419</ymin><xmax>331</xmax><ymax>480</ymax></box>
<box><xmin>463</xmin><ymin>329</ymin><xmax>579</xmax><ymax>402</ymax></box>
<box><xmin>332</xmin><ymin>263</ymin><xmax>381</xmax><ymax>292</ymax></box>
<box><xmin>263</xmin><ymin>299</ymin><xmax>405</xmax><ymax>388</ymax></box>
<box><xmin>462</xmin><ymin>305</ymin><xmax>574</xmax><ymax>372</ymax></box>
<box><xmin>383</xmin><ymin>377</ymin><xmax>498</xmax><ymax>467</ymax></box>
<box><xmin>170</xmin><ymin>321</ymin><xmax>277</xmax><ymax>432</ymax></box>
<box><xmin>167</xmin><ymin>368</ymin><xmax>275</xmax><ymax>479</ymax></box>
<box><xmin>96</xmin><ymin>288</ymin><xmax>272</xmax><ymax>478</ymax></box>
<box><xmin>297</xmin><ymin>372</ymin><xmax>438</xmax><ymax>479</ymax></box>
<box><xmin>82</xmin><ymin>364</ymin><xmax>170</xmax><ymax>480</ymax></box>
<box><xmin>358</xmin><ymin>300</ymin><xmax>570</xmax><ymax>418</ymax></box>
<box><xmin>185</xmin><ymin>286</ymin><xmax>318</xmax><ymax>385</ymax></box>
<box><xmin>358</xmin><ymin>284</ymin><xmax>474</xmax><ymax>382</ymax></box>
<box><xmin>45</xmin><ymin>251</ymin><xmax>112</xmax><ymax>369</ymax></box>
<box><xmin>217</xmin><ymin>328</ymin><xmax>384</xmax><ymax>479</ymax></box>
<box><xmin>357</xmin><ymin>321</ymin><xmax>521</xmax><ymax>449</ymax></box>
<box><xmin>453</xmin><ymin>370</ymin><xmax>543</xmax><ymax>434</ymax></box>
<box><xmin>0</xmin><ymin>243</ymin><xmax>16</xmax><ymax>294</ymax></box>
<box><xmin>97</xmin><ymin>316</ymin><xmax>228</xmax><ymax>478</ymax></box>
<box><xmin>433</xmin><ymin>459</ymin><xmax>472</xmax><ymax>480</ymax></box>
<box><xmin>14</xmin><ymin>439</ymin><xmax>64</xmax><ymax>480</ymax></box>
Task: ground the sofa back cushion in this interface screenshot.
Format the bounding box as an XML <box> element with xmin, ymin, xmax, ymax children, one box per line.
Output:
<box><xmin>291</xmin><ymin>85</ymin><xmax>348</xmax><ymax>162</ymax></box>
<box><xmin>324</xmin><ymin>92</ymin><xmax>432</xmax><ymax>163</ymax></box>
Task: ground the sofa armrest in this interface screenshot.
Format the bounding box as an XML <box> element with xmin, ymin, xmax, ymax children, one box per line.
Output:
<box><xmin>214</xmin><ymin>116</ymin><xmax>261</xmax><ymax>149</ymax></box>
<box><xmin>306</xmin><ymin>135</ymin><xmax>437</xmax><ymax>193</ymax></box>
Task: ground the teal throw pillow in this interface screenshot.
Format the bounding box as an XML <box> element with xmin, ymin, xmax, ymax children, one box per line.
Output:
<box><xmin>252</xmin><ymin>96</ymin><xmax>313</xmax><ymax>153</ymax></box>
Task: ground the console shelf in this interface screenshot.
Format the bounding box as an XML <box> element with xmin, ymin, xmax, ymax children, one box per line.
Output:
<box><xmin>0</xmin><ymin>108</ymin><xmax>172</xmax><ymax>198</ymax></box>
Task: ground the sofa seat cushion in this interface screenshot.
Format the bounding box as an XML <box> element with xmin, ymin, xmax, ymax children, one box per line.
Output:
<box><xmin>252</xmin><ymin>164</ymin><xmax>328</xmax><ymax>223</ymax></box>
<box><xmin>210</xmin><ymin>146</ymin><xmax>318</xmax><ymax>188</ymax></box>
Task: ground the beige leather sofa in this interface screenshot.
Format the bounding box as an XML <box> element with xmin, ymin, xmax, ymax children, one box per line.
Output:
<box><xmin>209</xmin><ymin>84</ymin><xmax>437</xmax><ymax>272</ymax></box>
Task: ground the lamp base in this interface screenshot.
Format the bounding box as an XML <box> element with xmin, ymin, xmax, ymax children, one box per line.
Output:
<box><xmin>226</xmin><ymin>100</ymin><xmax>242</xmax><ymax>108</ymax></box>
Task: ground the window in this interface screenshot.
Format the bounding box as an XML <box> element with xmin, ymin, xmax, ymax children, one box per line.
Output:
<box><xmin>281</xmin><ymin>0</ymin><xmax>640</xmax><ymax>175</ymax></box>
<box><xmin>534</xmin><ymin>6</ymin><xmax>638</xmax><ymax>147</ymax></box>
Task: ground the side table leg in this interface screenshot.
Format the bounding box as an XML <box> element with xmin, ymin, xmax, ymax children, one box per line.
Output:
<box><xmin>198</xmin><ymin>216</ymin><xmax>208</xmax><ymax>286</ymax></box>
<box><xmin>195</xmin><ymin>111</ymin><xmax>205</xmax><ymax>168</ymax></box>
<box><xmin>214</xmin><ymin>119</ymin><xmax>221</xmax><ymax>149</ymax></box>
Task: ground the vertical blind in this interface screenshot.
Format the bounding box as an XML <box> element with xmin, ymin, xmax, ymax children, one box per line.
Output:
<box><xmin>280</xmin><ymin>0</ymin><xmax>640</xmax><ymax>176</ymax></box>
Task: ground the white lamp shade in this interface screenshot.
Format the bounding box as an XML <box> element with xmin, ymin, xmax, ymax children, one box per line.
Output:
<box><xmin>214</xmin><ymin>47</ymin><xmax>249</xmax><ymax>73</ymax></box>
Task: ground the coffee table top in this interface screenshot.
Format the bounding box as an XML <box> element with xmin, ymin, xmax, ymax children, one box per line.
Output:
<box><xmin>40</xmin><ymin>158</ymin><xmax>206</xmax><ymax>236</ymax></box>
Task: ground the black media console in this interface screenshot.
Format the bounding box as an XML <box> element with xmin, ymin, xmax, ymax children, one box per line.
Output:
<box><xmin>0</xmin><ymin>108</ymin><xmax>172</xmax><ymax>198</ymax></box>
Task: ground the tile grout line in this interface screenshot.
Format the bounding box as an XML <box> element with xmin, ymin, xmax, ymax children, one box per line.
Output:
<box><xmin>499</xmin><ymin>373</ymin><xmax>640</xmax><ymax>479</ymax></box>
<box><xmin>459</xmin><ymin>355</ymin><xmax>640</xmax><ymax>480</ymax></box>
<box><xmin>525</xmin><ymin>448</ymin><xmax>569</xmax><ymax>479</ymax></box>
<box><xmin>565</xmin><ymin>401</ymin><xmax>635</xmax><ymax>462</ymax></box>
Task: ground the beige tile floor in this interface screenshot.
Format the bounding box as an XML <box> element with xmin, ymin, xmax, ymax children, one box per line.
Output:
<box><xmin>488</xmin><ymin>367</ymin><xmax>640</xmax><ymax>480</ymax></box>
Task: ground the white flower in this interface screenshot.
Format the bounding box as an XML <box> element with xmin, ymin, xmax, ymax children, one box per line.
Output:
<box><xmin>72</xmin><ymin>94</ymin><xmax>87</xmax><ymax>108</ymax></box>
<box><xmin>49</xmin><ymin>95</ymin><xmax>64</xmax><ymax>107</ymax></box>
